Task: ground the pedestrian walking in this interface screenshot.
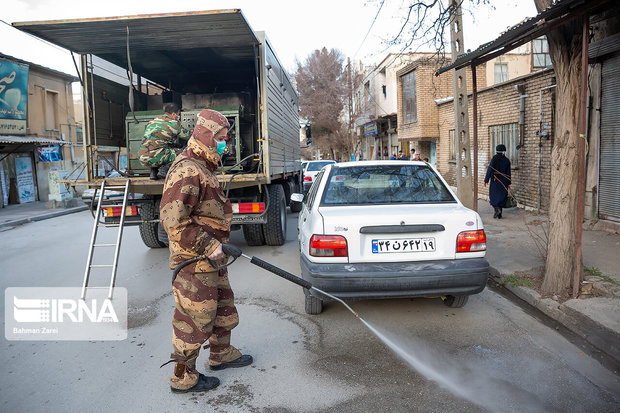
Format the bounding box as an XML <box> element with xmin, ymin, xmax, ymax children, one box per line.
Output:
<box><xmin>484</xmin><ymin>144</ymin><xmax>512</xmax><ymax>219</ymax></box>
<box><xmin>159</xmin><ymin>109</ymin><xmax>252</xmax><ymax>393</ymax></box>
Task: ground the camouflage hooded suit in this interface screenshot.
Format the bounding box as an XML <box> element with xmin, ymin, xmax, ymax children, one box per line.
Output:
<box><xmin>160</xmin><ymin>109</ymin><xmax>241</xmax><ymax>391</ymax></box>
<box><xmin>138</xmin><ymin>113</ymin><xmax>190</xmax><ymax>168</ymax></box>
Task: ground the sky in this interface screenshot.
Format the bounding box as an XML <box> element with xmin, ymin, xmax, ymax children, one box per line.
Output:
<box><xmin>0</xmin><ymin>0</ymin><xmax>538</xmax><ymax>79</ymax></box>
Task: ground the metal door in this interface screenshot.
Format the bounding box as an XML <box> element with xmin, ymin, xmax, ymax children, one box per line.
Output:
<box><xmin>599</xmin><ymin>53</ymin><xmax>620</xmax><ymax>221</ymax></box>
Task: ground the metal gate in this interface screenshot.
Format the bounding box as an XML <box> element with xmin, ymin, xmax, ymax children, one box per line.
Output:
<box><xmin>599</xmin><ymin>53</ymin><xmax>620</xmax><ymax>221</ymax></box>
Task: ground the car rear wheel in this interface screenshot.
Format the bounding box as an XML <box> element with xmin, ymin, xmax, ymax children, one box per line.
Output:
<box><xmin>443</xmin><ymin>295</ymin><xmax>469</xmax><ymax>308</ymax></box>
<box><xmin>304</xmin><ymin>288</ymin><xmax>323</xmax><ymax>314</ymax></box>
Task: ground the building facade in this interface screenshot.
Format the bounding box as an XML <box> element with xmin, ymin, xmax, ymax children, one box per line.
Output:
<box><xmin>437</xmin><ymin>68</ymin><xmax>556</xmax><ymax>212</ymax></box>
<box><xmin>0</xmin><ymin>54</ymin><xmax>80</xmax><ymax>207</ymax></box>
<box><xmin>396</xmin><ymin>56</ymin><xmax>486</xmax><ymax>166</ymax></box>
<box><xmin>353</xmin><ymin>53</ymin><xmax>424</xmax><ymax>161</ymax></box>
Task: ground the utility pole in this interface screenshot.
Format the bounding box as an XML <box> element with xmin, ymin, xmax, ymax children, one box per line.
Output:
<box><xmin>347</xmin><ymin>57</ymin><xmax>354</xmax><ymax>159</ymax></box>
<box><xmin>450</xmin><ymin>0</ymin><xmax>474</xmax><ymax>209</ymax></box>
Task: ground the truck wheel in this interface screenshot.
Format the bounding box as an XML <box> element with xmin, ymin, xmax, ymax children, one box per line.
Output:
<box><xmin>283</xmin><ymin>180</ymin><xmax>293</xmax><ymax>206</ymax></box>
<box><xmin>242</xmin><ymin>224</ymin><xmax>265</xmax><ymax>246</ymax></box>
<box><xmin>157</xmin><ymin>221</ymin><xmax>169</xmax><ymax>247</ymax></box>
<box><xmin>443</xmin><ymin>295</ymin><xmax>469</xmax><ymax>308</ymax></box>
<box><xmin>304</xmin><ymin>288</ymin><xmax>323</xmax><ymax>315</ymax></box>
<box><xmin>263</xmin><ymin>184</ymin><xmax>287</xmax><ymax>246</ymax></box>
<box><xmin>139</xmin><ymin>199</ymin><xmax>166</xmax><ymax>248</ymax></box>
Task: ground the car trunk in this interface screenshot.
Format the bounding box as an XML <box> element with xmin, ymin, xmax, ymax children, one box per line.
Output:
<box><xmin>319</xmin><ymin>204</ymin><xmax>477</xmax><ymax>263</ymax></box>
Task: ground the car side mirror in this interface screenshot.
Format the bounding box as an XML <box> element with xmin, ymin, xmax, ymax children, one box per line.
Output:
<box><xmin>290</xmin><ymin>193</ymin><xmax>305</xmax><ymax>203</ymax></box>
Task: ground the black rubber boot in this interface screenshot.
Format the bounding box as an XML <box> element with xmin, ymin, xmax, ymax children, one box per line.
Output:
<box><xmin>497</xmin><ymin>207</ymin><xmax>503</xmax><ymax>219</ymax></box>
<box><xmin>170</xmin><ymin>373</ymin><xmax>220</xmax><ymax>393</ymax></box>
<box><xmin>493</xmin><ymin>207</ymin><xmax>499</xmax><ymax>219</ymax></box>
<box><xmin>149</xmin><ymin>167</ymin><xmax>159</xmax><ymax>180</ymax></box>
<box><xmin>209</xmin><ymin>354</ymin><xmax>253</xmax><ymax>371</ymax></box>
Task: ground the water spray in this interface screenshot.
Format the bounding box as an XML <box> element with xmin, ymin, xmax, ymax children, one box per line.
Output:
<box><xmin>172</xmin><ymin>243</ymin><xmax>538</xmax><ymax>410</ymax></box>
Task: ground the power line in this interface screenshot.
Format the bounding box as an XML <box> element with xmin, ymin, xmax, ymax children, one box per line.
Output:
<box><xmin>353</xmin><ymin>0</ymin><xmax>386</xmax><ymax>60</ymax></box>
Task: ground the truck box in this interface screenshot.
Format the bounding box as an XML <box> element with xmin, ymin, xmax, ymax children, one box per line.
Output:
<box><xmin>15</xmin><ymin>10</ymin><xmax>302</xmax><ymax>247</ymax></box>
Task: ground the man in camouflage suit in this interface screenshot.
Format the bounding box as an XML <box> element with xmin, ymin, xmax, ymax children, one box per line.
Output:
<box><xmin>160</xmin><ymin>109</ymin><xmax>252</xmax><ymax>393</ymax></box>
<box><xmin>138</xmin><ymin>102</ymin><xmax>191</xmax><ymax>179</ymax></box>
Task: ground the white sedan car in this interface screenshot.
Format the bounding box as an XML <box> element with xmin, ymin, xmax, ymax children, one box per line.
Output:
<box><xmin>302</xmin><ymin>160</ymin><xmax>337</xmax><ymax>193</ymax></box>
<box><xmin>295</xmin><ymin>160</ymin><xmax>488</xmax><ymax>314</ymax></box>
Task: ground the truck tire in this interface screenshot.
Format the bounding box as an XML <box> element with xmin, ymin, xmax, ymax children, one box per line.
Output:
<box><xmin>263</xmin><ymin>184</ymin><xmax>287</xmax><ymax>246</ymax></box>
<box><xmin>157</xmin><ymin>221</ymin><xmax>169</xmax><ymax>247</ymax></box>
<box><xmin>242</xmin><ymin>224</ymin><xmax>265</xmax><ymax>246</ymax></box>
<box><xmin>283</xmin><ymin>180</ymin><xmax>293</xmax><ymax>206</ymax></box>
<box><xmin>139</xmin><ymin>199</ymin><xmax>166</xmax><ymax>248</ymax></box>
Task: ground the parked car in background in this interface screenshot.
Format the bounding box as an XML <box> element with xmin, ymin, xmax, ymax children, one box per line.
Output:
<box><xmin>295</xmin><ymin>160</ymin><xmax>489</xmax><ymax>314</ymax></box>
<box><xmin>302</xmin><ymin>160</ymin><xmax>337</xmax><ymax>193</ymax></box>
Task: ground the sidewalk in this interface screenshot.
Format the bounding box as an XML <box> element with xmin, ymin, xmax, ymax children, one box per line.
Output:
<box><xmin>0</xmin><ymin>201</ymin><xmax>88</xmax><ymax>230</ymax></box>
<box><xmin>480</xmin><ymin>200</ymin><xmax>620</xmax><ymax>366</ymax></box>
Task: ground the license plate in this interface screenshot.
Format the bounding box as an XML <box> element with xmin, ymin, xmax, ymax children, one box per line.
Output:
<box><xmin>371</xmin><ymin>238</ymin><xmax>436</xmax><ymax>253</ymax></box>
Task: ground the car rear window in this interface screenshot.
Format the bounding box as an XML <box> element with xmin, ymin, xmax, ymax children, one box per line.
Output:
<box><xmin>321</xmin><ymin>165</ymin><xmax>456</xmax><ymax>205</ymax></box>
<box><xmin>306</xmin><ymin>161</ymin><xmax>335</xmax><ymax>172</ymax></box>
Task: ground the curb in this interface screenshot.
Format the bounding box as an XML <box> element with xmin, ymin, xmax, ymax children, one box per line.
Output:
<box><xmin>0</xmin><ymin>206</ymin><xmax>89</xmax><ymax>230</ymax></box>
<box><xmin>489</xmin><ymin>267</ymin><xmax>620</xmax><ymax>365</ymax></box>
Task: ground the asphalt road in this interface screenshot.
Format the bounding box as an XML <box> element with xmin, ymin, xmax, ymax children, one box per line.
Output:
<box><xmin>1</xmin><ymin>210</ymin><xmax>619</xmax><ymax>412</ymax></box>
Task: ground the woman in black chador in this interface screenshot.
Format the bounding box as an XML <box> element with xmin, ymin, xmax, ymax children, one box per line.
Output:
<box><xmin>484</xmin><ymin>144</ymin><xmax>511</xmax><ymax>219</ymax></box>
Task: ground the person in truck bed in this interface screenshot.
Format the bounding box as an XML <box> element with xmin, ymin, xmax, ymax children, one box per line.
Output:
<box><xmin>138</xmin><ymin>102</ymin><xmax>191</xmax><ymax>179</ymax></box>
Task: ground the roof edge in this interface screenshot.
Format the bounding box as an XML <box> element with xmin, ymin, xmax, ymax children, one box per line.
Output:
<box><xmin>12</xmin><ymin>9</ymin><xmax>242</xmax><ymax>27</ymax></box>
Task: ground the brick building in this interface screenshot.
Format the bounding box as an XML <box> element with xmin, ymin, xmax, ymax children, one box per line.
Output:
<box><xmin>436</xmin><ymin>68</ymin><xmax>556</xmax><ymax>211</ymax></box>
<box><xmin>396</xmin><ymin>56</ymin><xmax>486</xmax><ymax>165</ymax></box>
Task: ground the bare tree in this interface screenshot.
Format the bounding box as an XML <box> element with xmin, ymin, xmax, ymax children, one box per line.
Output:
<box><xmin>387</xmin><ymin>0</ymin><xmax>589</xmax><ymax>296</ymax></box>
<box><xmin>533</xmin><ymin>0</ymin><xmax>584</xmax><ymax>295</ymax></box>
<box><xmin>295</xmin><ymin>48</ymin><xmax>346</xmax><ymax>158</ymax></box>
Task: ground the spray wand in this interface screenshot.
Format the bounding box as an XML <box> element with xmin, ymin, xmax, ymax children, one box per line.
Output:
<box><xmin>172</xmin><ymin>243</ymin><xmax>360</xmax><ymax>318</ymax></box>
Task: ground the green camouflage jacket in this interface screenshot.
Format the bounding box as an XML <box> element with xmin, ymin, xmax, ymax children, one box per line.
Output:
<box><xmin>138</xmin><ymin>113</ymin><xmax>191</xmax><ymax>168</ymax></box>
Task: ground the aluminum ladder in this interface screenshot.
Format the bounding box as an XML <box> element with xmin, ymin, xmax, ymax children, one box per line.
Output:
<box><xmin>81</xmin><ymin>179</ymin><xmax>130</xmax><ymax>300</ymax></box>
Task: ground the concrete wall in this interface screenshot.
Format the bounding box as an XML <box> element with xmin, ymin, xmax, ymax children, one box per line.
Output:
<box><xmin>437</xmin><ymin>68</ymin><xmax>556</xmax><ymax>212</ymax></box>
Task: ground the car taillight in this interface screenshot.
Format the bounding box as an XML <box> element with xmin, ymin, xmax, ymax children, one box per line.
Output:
<box><xmin>102</xmin><ymin>206</ymin><xmax>138</xmax><ymax>217</ymax></box>
<box><xmin>304</xmin><ymin>176</ymin><xmax>313</xmax><ymax>182</ymax></box>
<box><xmin>456</xmin><ymin>230</ymin><xmax>486</xmax><ymax>252</ymax></box>
<box><xmin>310</xmin><ymin>235</ymin><xmax>348</xmax><ymax>257</ymax></box>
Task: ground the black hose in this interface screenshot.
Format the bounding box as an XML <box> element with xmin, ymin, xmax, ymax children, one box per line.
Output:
<box><xmin>171</xmin><ymin>244</ymin><xmax>241</xmax><ymax>284</ymax></box>
<box><xmin>249</xmin><ymin>256</ymin><xmax>313</xmax><ymax>290</ymax></box>
<box><xmin>170</xmin><ymin>243</ymin><xmax>313</xmax><ymax>291</ymax></box>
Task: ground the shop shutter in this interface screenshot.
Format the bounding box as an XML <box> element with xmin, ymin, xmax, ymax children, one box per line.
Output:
<box><xmin>599</xmin><ymin>53</ymin><xmax>620</xmax><ymax>221</ymax></box>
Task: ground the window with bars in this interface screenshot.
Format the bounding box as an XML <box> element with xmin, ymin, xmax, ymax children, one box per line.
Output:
<box><xmin>494</xmin><ymin>63</ymin><xmax>508</xmax><ymax>84</ymax></box>
<box><xmin>489</xmin><ymin>123</ymin><xmax>519</xmax><ymax>167</ymax></box>
<box><xmin>401</xmin><ymin>70</ymin><xmax>417</xmax><ymax>123</ymax></box>
<box><xmin>533</xmin><ymin>37</ymin><xmax>552</xmax><ymax>68</ymax></box>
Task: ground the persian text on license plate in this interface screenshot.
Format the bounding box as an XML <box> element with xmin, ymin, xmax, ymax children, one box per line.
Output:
<box><xmin>371</xmin><ymin>238</ymin><xmax>436</xmax><ymax>253</ymax></box>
